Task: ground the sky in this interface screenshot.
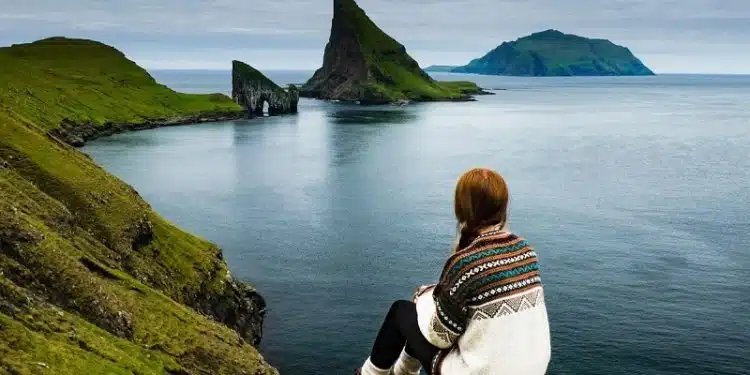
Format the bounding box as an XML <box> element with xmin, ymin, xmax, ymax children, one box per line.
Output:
<box><xmin>0</xmin><ymin>0</ymin><xmax>748</xmax><ymax>73</ymax></box>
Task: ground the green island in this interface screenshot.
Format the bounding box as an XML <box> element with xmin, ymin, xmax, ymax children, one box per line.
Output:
<box><xmin>300</xmin><ymin>0</ymin><xmax>489</xmax><ymax>104</ymax></box>
<box><xmin>0</xmin><ymin>37</ymin><xmax>277</xmax><ymax>374</ymax></box>
<box><xmin>426</xmin><ymin>29</ymin><xmax>655</xmax><ymax>76</ymax></box>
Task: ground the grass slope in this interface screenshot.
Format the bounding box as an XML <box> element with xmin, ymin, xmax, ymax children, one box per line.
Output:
<box><xmin>0</xmin><ymin>37</ymin><xmax>243</xmax><ymax>140</ymax></box>
<box><xmin>455</xmin><ymin>29</ymin><xmax>655</xmax><ymax>76</ymax></box>
<box><xmin>0</xmin><ymin>38</ymin><xmax>276</xmax><ymax>375</ymax></box>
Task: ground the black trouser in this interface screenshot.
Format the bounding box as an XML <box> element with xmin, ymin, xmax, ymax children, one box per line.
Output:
<box><xmin>369</xmin><ymin>300</ymin><xmax>440</xmax><ymax>374</ymax></box>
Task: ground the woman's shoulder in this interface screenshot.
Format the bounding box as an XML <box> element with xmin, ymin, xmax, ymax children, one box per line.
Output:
<box><xmin>466</xmin><ymin>230</ymin><xmax>530</xmax><ymax>255</ymax></box>
<box><xmin>441</xmin><ymin>231</ymin><xmax>533</xmax><ymax>277</ymax></box>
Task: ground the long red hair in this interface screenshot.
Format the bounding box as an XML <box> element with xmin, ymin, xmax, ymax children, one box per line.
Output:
<box><xmin>454</xmin><ymin>168</ymin><xmax>509</xmax><ymax>250</ymax></box>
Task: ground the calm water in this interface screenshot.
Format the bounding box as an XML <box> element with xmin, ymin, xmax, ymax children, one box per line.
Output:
<box><xmin>84</xmin><ymin>71</ymin><xmax>750</xmax><ymax>375</ymax></box>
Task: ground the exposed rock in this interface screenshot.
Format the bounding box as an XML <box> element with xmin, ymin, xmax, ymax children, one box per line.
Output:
<box><xmin>201</xmin><ymin>279</ymin><xmax>267</xmax><ymax>346</ymax></box>
<box><xmin>232</xmin><ymin>60</ymin><xmax>299</xmax><ymax>117</ymax></box>
<box><xmin>48</xmin><ymin>111</ymin><xmax>246</xmax><ymax>148</ymax></box>
<box><xmin>300</xmin><ymin>0</ymin><xmax>482</xmax><ymax>104</ymax></box>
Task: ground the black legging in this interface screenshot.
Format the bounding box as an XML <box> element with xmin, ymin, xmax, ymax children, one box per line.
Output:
<box><xmin>369</xmin><ymin>300</ymin><xmax>440</xmax><ymax>374</ymax></box>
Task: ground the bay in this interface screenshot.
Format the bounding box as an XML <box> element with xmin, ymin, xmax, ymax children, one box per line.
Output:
<box><xmin>83</xmin><ymin>71</ymin><xmax>750</xmax><ymax>375</ymax></box>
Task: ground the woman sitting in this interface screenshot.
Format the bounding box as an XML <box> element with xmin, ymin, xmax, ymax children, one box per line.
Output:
<box><xmin>358</xmin><ymin>167</ymin><xmax>551</xmax><ymax>375</ymax></box>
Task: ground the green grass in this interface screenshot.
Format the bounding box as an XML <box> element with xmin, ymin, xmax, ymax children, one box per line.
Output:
<box><xmin>0</xmin><ymin>37</ymin><xmax>276</xmax><ymax>374</ymax></box>
<box><xmin>232</xmin><ymin>60</ymin><xmax>282</xmax><ymax>90</ymax></box>
<box><xmin>0</xmin><ymin>37</ymin><xmax>242</xmax><ymax>131</ymax></box>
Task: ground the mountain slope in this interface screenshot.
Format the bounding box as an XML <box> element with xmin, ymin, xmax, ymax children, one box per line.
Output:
<box><xmin>431</xmin><ymin>29</ymin><xmax>654</xmax><ymax>76</ymax></box>
<box><xmin>0</xmin><ymin>37</ymin><xmax>276</xmax><ymax>375</ymax></box>
<box><xmin>300</xmin><ymin>0</ymin><xmax>484</xmax><ymax>103</ymax></box>
<box><xmin>0</xmin><ymin>37</ymin><xmax>244</xmax><ymax>146</ymax></box>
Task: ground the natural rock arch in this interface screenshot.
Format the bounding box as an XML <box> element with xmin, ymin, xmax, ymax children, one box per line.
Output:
<box><xmin>231</xmin><ymin>60</ymin><xmax>299</xmax><ymax>118</ymax></box>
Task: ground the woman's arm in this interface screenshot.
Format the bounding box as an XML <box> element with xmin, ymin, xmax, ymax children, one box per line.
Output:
<box><xmin>413</xmin><ymin>262</ymin><xmax>468</xmax><ymax>349</ymax></box>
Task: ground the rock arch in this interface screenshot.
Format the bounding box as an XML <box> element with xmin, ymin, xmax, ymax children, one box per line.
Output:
<box><xmin>231</xmin><ymin>60</ymin><xmax>299</xmax><ymax>118</ymax></box>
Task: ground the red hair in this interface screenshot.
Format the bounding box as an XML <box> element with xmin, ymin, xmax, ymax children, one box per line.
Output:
<box><xmin>454</xmin><ymin>168</ymin><xmax>509</xmax><ymax>250</ymax></box>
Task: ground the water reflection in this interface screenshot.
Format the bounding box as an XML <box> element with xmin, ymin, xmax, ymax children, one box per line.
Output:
<box><xmin>327</xmin><ymin>105</ymin><xmax>418</xmax><ymax>125</ymax></box>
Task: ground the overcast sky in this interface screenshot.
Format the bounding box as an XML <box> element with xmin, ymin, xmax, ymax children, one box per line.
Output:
<box><xmin>1</xmin><ymin>0</ymin><xmax>748</xmax><ymax>73</ymax></box>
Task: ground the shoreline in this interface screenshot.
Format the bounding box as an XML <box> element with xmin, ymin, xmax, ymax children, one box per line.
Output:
<box><xmin>50</xmin><ymin>110</ymin><xmax>248</xmax><ymax>147</ymax></box>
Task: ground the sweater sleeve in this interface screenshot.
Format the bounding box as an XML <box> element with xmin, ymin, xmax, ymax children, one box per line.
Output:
<box><xmin>415</xmin><ymin>263</ymin><xmax>468</xmax><ymax>348</ymax></box>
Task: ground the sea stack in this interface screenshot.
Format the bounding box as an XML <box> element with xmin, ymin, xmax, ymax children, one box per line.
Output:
<box><xmin>232</xmin><ymin>60</ymin><xmax>299</xmax><ymax>117</ymax></box>
<box><xmin>300</xmin><ymin>0</ymin><xmax>483</xmax><ymax>104</ymax></box>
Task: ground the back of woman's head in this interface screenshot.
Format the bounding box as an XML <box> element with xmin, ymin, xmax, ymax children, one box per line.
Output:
<box><xmin>454</xmin><ymin>168</ymin><xmax>509</xmax><ymax>250</ymax></box>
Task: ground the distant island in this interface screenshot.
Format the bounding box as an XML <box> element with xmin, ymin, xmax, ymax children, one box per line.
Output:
<box><xmin>300</xmin><ymin>0</ymin><xmax>488</xmax><ymax>104</ymax></box>
<box><xmin>426</xmin><ymin>29</ymin><xmax>655</xmax><ymax>76</ymax></box>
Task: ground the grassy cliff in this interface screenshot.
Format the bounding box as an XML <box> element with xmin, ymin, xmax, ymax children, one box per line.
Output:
<box><xmin>0</xmin><ymin>37</ymin><xmax>244</xmax><ymax>146</ymax></box>
<box><xmin>442</xmin><ymin>29</ymin><xmax>655</xmax><ymax>76</ymax></box>
<box><xmin>0</xmin><ymin>38</ymin><xmax>276</xmax><ymax>375</ymax></box>
<box><xmin>301</xmin><ymin>0</ymin><xmax>485</xmax><ymax>103</ymax></box>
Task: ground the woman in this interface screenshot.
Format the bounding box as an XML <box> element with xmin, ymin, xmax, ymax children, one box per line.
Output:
<box><xmin>358</xmin><ymin>168</ymin><xmax>551</xmax><ymax>375</ymax></box>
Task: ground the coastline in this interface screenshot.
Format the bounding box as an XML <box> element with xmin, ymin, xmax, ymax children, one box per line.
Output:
<box><xmin>50</xmin><ymin>109</ymin><xmax>247</xmax><ymax>147</ymax></box>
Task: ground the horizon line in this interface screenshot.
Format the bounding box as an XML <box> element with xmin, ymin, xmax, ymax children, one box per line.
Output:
<box><xmin>146</xmin><ymin>69</ymin><xmax>750</xmax><ymax>76</ymax></box>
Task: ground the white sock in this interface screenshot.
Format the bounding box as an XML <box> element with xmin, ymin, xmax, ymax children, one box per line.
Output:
<box><xmin>392</xmin><ymin>348</ymin><xmax>422</xmax><ymax>375</ymax></box>
<box><xmin>360</xmin><ymin>357</ymin><xmax>391</xmax><ymax>375</ymax></box>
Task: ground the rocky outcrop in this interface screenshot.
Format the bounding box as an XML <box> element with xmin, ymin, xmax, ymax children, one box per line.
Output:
<box><xmin>49</xmin><ymin>111</ymin><xmax>246</xmax><ymax>147</ymax></box>
<box><xmin>232</xmin><ymin>60</ymin><xmax>299</xmax><ymax>117</ymax></box>
<box><xmin>300</xmin><ymin>0</ymin><xmax>483</xmax><ymax>104</ymax></box>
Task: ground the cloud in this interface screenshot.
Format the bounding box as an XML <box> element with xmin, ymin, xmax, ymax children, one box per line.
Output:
<box><xmin>0</xmin><ymin>0</ymin><xmax>748</xmax><ymax>73</ymax></box>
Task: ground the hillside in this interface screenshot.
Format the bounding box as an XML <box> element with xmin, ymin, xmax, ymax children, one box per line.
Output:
<box><xmin>300</xmin><ymin>0</ymin><xmax>485</xmax><ymax>103</ymax></box>
<box><xmin>0</xmin><ymin>37</ymin><xmax>244</xmax><ymax>146</ymax></box>
<box><xmin>428</xmin><ymin>29</ymin><xmax>655</xmax><ymax>76</ymax></box>
<box><xmin>0</xmin><ymin>37</ymin><xmax>277</xmax><ymax>375</ymax></box>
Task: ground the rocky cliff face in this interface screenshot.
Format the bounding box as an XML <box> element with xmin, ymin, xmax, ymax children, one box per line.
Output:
<box><xmin>300</xmin><ymin>0</ymin><xmax>481</xmax><ymax>103</ymax></box>
<box><xmin>232</xmin><ymin>60</ymin><xmax>299</xmax><ymax>117</ymax></box>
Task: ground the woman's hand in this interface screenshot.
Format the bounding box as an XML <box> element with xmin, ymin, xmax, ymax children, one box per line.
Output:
<box><xmin>412</xmin><ymin>284</ymin><xmax>436</xmax><ymax>302</ymax></box>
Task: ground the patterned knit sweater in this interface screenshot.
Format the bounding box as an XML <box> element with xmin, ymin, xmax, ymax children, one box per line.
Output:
<box><xmin>415</xmin><ymin>230</ymin><xmax>551</xmax><ymax>375</ymax></box>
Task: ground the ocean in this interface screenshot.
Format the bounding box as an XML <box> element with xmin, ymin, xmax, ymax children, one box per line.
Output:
<box><xmin>82</xmin><ymin>71</ymin><xmax>750</xmax><ymax>375</ymax></box>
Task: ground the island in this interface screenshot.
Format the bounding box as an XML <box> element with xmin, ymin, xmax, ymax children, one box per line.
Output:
<box><xmin>300</xmin><ymin>0</ymin><xmax>487</xmax><ymax>104</ymax></box>
<box><xmin>232</xmin><ymin>60</ymin><xmax>299</xmax><ymax>117</ymax></box>
<box><xmin>426</xmin><ymin>29</ymin><xmax>655</xmax><ymax>76</ymax></box>
<box><xmin>0</xmin><ymin>37</ymin><xmax>277</xmax><ymax>374</ymax></box>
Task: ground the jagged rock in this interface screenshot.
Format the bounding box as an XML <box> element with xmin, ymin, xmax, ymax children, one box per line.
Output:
<box><xmin>232</xmin><ymin>60</ymin><xmax>299</xmax><ymax>117</ymax></box>
<box><xmin>300</xmin><ymin>0</ymin><xmax>482</xmax><ymax>103</ymax></box>
<box><xmin>203</xmin><ymin>279</ymin><xmax>267</xmax><ymax>346</ymax></box>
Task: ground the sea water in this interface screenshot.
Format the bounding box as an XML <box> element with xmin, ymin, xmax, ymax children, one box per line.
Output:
<box><xmin>82</xmin><ymin>71</ymin><xmax>750</xmax><ymax>375</ymax></box>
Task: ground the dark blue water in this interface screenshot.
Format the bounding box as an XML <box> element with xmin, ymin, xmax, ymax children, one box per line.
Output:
<box><xmin>85</xmin><ymin>71</ymin><xmax>750</xmax><ymax>375</ymax></box>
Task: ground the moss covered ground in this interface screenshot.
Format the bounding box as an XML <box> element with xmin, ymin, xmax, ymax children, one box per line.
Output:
<box><xmin>0</xmin><ymin>37</ymin><xmax>242</xmax><ymax>132</ymax></box>
<box><xmin>345</xmin><ymin>0</ymin><xmax>483</xmax><ymax>101</ymax></box>
<box><xmin>0</xmin><ymin>37</ymin><xmax>276</xmax><ymax>375</ymax></box>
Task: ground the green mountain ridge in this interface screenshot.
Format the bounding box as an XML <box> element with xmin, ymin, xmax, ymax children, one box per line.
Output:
<box><xmin>300</xmin><ymin>0</ymin><xmax>487</xmax><ymax>103</ymax></box>
<box><xmin>1</xmin><ymin>37</ymin><xmax>246</xmax><ymax>146</ymax></box>
<box><xmin>0</xmin><ymin>37</ymin><xmax>277</xmax><ymax>375</ymax></box>
<box><xmin>428</xmin><ymin>29</ymin><xmax>655</xmax><ymax>77</ymax></box>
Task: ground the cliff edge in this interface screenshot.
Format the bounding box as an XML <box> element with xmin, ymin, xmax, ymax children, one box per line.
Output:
<box><xmin>0</xmin><ymin>37</ymin><xmax>277</xmax><ymax>375</ymax></box>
